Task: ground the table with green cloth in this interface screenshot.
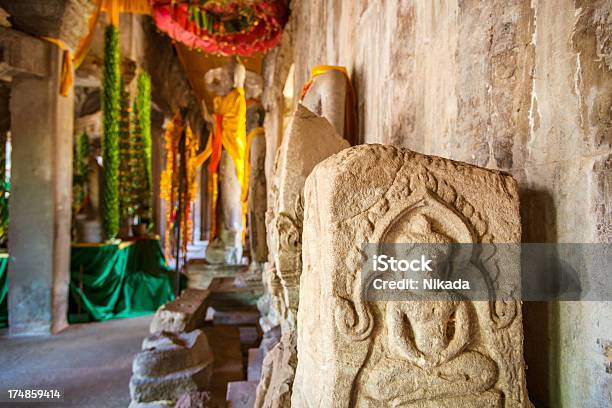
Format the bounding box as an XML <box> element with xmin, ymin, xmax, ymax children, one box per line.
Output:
<box><xmin>69</xmin><ymin>238</ymin><xmax>176</xmax><ymax>323</ymax></box>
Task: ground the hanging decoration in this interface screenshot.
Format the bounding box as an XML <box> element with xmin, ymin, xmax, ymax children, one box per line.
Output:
<box><xmin>101</xmin><ymin>24</ymin><xmax>121</xmax><ymax>240</ymax></box>
<box><xmin>118</xmin><ymin>80</ymin><xmax>133</xmax><ymax>226</ymax></box>
<box><xmin>73</xmin><ymin>132</ymin><xmax>91</xmax><ymax>216</ymax></box>
<box><xmin>160</xmin><ymin>114</ymin><xmax>200</xmax><ymax>262</ymax></box>
<box><xmin>117</xmin><ymin>71</ymin><xmax>153</xmax><ymax>232</ymax></box>
<box><xmin>150</xmin><ymin>0</ymin><xmax>289</xmax><ymax>56</ymax></box>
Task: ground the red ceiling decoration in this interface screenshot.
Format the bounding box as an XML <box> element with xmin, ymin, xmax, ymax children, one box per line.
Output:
<box><xmin>150</xmin><ymin>0</ymin><xmax>289</xmax><ymax>56</ymax></box>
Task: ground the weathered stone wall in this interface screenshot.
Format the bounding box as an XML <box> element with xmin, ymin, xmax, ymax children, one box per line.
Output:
<box><xmin>280</xmin><ymin>0</ymin><xmax>612</xmax><ymax>406</ymax></box>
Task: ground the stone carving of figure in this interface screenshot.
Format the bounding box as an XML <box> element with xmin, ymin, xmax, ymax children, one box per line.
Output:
<box><xmin>292</xmin><ymin>145</ymin><xmax>531</xmax><ymax>408</ymax></box>
<box><xmin>201</xmin><ymin>60</ymin><xmax>247</xmax><ymax>265</ymax></box>
<box><xmin>363</xmin><ymin>213</ymin><xmax>498</xmax><ymax>405</ymax></box>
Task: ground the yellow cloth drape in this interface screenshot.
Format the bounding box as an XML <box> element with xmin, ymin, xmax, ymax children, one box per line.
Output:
<box><xmin>299</xmin><ymin>65</ymin><xmax>358</xmax><ymax>146</ymax></box>
<box><xmin>42</xmin><ymin>0</ymin><xmax>152</xmax><ymax>97</ymax></box>
<box><xmin>195</xmin><ymin>88</ymin><xmax>248</xmax><ymax>241</ymax></box>
<box><xmin>101</xmin><ymin>0</ymin><xmax>152</xmax><ymax>26</ymax></box>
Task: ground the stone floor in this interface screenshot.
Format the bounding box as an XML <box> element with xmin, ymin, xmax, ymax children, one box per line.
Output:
<box><xmin>0</xmin><ymin>315</ymin><xmax>152</xmax><ymax>407</ymax></box>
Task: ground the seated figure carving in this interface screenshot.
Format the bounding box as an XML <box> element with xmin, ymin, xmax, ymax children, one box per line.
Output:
<box><xmin>363</xmin><ymin>213</ymin><xmax>498</xmax><ymax>405</ymax></box>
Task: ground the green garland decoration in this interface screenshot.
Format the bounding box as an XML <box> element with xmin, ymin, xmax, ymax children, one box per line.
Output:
<box><xmin>118</xmin><ymin>79</ymin><xmax>133</xmax><ymax>223</ymax></box>
<box><xmin>134</xmin><ymin>71</ymin><xmax>152</xmax><ymax>223</ymax></box>
<box><xmin>0</xmin><ymin>132</ymin><xmax>7</xmax><ymax>247</ymax></box>
<box><xmin>72</xmin><ymin>131</ymin><xmax>90</xmax><ymax>215</ymax></box>
<box><xmin>101</xmin><ymin>25</ymin><xmax>121</xmax><ymax>240</ymax></box>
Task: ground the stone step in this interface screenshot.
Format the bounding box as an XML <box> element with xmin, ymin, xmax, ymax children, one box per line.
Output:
<box><xmin>247</xmin><ymin>348</ymin><xmax>264</xmax><ymax>382</ymax></box>
<box><xmin>212</xmin><ymin>309</ymin><xmax>260</xmax><ymax>326</ymax></box>
<box><xmin>203</xmin><ymin>325</ymin><xmax>245</xmax><ymax>402</ymax></box>
<box><xmin>239</xmin><ymin>326</ymin><xmax>260</xmax><ymax>350</ymax></box>
<box><xmin>226</xmin><ymin>381</ymin><xmax>258</xmax><ymax>408</ymax></box>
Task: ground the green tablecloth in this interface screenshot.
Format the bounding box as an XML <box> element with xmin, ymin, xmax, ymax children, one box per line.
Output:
<box><xmin>0</xmin><ymin>254</ymin><xmax>7</xmax><ymax>328</ymax></box>
<box><xmin>69</xmin><ymin>238</ymin><xmax>175</xmax><ymax>323</ymax></box>
<box><xmin>0</xmin><ymin>239</ymin><xmax>175</xmax><ymax>327</ymax></box>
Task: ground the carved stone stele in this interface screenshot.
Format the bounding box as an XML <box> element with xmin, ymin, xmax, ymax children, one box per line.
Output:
<box><xmin>292</xmin><ymin>145</ymin><xmax>531</xmax><ymax>408</ymax></box>
<box><xmin>269</xmin><ymin>104</ymin><xmax>350</xmax><ymax>328</ymax></box>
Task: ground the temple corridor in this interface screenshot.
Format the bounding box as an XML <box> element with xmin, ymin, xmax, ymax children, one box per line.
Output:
<box><xmin>0</xmin><ymin>0</ymin><xmax>610</xmax><ymax>407</ymax></box>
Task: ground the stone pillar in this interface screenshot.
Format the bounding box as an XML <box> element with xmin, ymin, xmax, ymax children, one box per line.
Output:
<box><xmin>8</xmin><ymin>43</ymin><xmax>74</xmax><ymax>335</ymax></box>
<box><xmin>247</xmin><ymin>131</ymin><xmax>267</xmax><ymax>266</ymax></box>
<box><xmin>254</xmin><ymin>105</ymin><xmax>349</xmax><ymax>407</ymax></box>
<box><xmin>292</xmin><ymin>144</ymin><xmax>530</xmax><ymax>407</ymax></box>
<box><xmin>246</xmin><ymin>101</ymin><xmax>267</xmax><ymax>272</ymax></box>
<box><xmin>268</xmin><ymin>105</ymin><xmax>349</xmax><ymax>328</ymax></box>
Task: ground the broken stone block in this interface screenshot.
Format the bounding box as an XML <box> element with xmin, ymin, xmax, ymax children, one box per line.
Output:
<box><xmin>130</xmin><ymin>361</ymin><xmax>213</xmax><ymax>404</ymax></box>
<box><xmin>227</xmin><ymin>381</ymin><xmax>258</xmax><ymax>408</ymax></box>
<box><xmin>130</xmin><ymin>329</ymin><xmax>213</xmax><ymax>405</ymax></box>
<box><xmin>133</xmin><ymin>330</ymin><xmax>213</xmax><ymax>378</ymax></box>
<box><xmin>301</xmin><ymin>67</ymin><xmax>355</xmax><ymax>144</ymax></box>
<box><xmin>291</xmin><ymin>144</ymin><xmax>531</xmax><ymax>407</ymax></box>
<box><xmin>149</xmin><ymin>288</ymin><xmax>209</xmax><ymax>334</ymax></box>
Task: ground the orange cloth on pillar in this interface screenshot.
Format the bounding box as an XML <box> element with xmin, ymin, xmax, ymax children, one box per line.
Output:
<box><xmin>195</xmin><ymin>87</ymin><xmax>248</xmax><ymax>241</ymax></box>
<box><xmin>41</xmin><ymin>37</ymin><xmax>73</xmax><ymax>97</ymax></box>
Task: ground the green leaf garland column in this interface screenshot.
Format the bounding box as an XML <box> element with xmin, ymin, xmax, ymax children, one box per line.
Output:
<box><xmin>118</xmin><ymin>80</ymin><xmax>133</xmax><ymax>225</ymax></box>
<box><xmin>102</xmin><ymin>25</ymin><xmax>121</xmax><ymax>240</ymax></box>
<box><xmin>134</xmin><ymin>71</ymin><xmax>152</xmax><ymax>224</ymax></box>
<box><xmin>73</xmin><ymin>132</ymin><xmax>90</xmax><ymax>216</ymax></box>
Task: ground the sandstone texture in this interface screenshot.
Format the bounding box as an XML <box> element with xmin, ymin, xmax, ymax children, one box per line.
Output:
<box><xmin>301</xmin><ymin>69</ymin><xmax>350</xmax><ymax>141</ymax></box>
<box><xmin>292</xmin><ymin>144</ymin><xmax>530</xmax><ymax>407</ymax></box>
<box><xmin>268</xmin><ymin>104</ymin><xmax>349</xmax><ymax>327</ymax></box>
<box><xmin>254</xmin><ymin>330</ymin><xmax>297</xmax><ymax>408</ymax></box>
<box><xmin>130</xmin><ymin>329</ymin><xmax>213</xmax><ymax>405</ymax></box>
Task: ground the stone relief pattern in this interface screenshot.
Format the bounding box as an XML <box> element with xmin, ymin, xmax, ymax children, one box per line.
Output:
<box><xmin>294</xmin><ymin>144</ymin><xmax>529</xmax><ymax>407</ymax></box>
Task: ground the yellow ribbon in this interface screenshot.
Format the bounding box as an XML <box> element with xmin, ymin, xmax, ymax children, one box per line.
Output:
<box><xmin>299</xmin><ymin>65</ymin><xmax>358</xmax><ymax>145</ymax></box>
